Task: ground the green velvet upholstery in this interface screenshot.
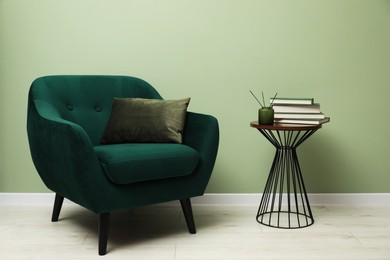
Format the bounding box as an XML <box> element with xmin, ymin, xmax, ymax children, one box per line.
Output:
<box><xmin>27</xmin><ymin>76</ymin><xmax>219</xmax><ymax>213</ymax></box>
<box><xmin>27</xmin><ymin>75</ymin><xmax>219</xmax><ymax>214</ymax></box>
<box><xmin>94</xmin><ymin>143</ymin><xmax>200</xmax><ymax>184</ymax></box>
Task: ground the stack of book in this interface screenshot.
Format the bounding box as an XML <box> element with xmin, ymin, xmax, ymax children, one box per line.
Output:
<box><xmin>271</xmin><ymin>97</ymin><xmax>330</xmax><ymax>125</ymax></box>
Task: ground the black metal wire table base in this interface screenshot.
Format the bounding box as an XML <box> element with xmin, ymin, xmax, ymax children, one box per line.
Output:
<box><xmin>256</xmin><ymin>128</ymin><xmax>318</xmax><ymax>229</ymax></box>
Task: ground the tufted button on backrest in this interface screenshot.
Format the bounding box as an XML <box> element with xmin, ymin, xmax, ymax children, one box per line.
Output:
<box><xmin>95</xmin><ymin>106</ymin><xmax>102</xmax><ymax>112</ymax></box>
<box><xmin>67</xmin><ymin>104</ymin><xmax>73</xmax><ymax>111</ymax></box>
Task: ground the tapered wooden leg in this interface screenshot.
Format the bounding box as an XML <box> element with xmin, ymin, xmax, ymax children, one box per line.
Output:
<box><xmin>51</xmin><ymin>194</ymin><xmax>64</xmax><ymax>222</ymax></box>
<box><xmin>98</xmin><ymin>213</ymin><xmax>111</xmax><ymax>256</ymax></box>
<box><xmin>180</xmin><ymin>198</ymin><xmax>196</xmax><ymax>234</ymax></box>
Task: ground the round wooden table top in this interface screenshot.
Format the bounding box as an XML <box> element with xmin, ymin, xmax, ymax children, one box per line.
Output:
<box><xmin>250</xmin><ymin>121</ymin><xmax>323</xmax><ymax>131</ymax></box>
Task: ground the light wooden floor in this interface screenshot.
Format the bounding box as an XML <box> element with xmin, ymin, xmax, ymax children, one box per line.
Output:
<box><xmin>0</xmin><ymin>203</ymin><xmax>389</xmax><ymax>259</ymax></box>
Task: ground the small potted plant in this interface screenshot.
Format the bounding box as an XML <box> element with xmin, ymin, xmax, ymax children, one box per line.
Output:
<box><xmin>250</xmin><ymin>91</ymin><xmax>277</xmax><ymax>125</ymax></box>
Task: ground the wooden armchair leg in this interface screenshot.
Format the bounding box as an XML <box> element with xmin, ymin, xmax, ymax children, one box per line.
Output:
<box><xmin>51</xmin><ymin>194</ymin><xmax>64</xmax><ymax>222</ymax></box>
<box><xmin>98</xmin><ymin>213</ymin><xmax>111</xmax><ymax>256</ymax></box>
<box><xmin>180</xmin><ymin>198</ymin><xmax>196</xmax><ymax>234</ymax></box>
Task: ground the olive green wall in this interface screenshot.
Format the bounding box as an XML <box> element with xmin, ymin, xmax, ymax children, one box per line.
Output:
<box><xmin>1</xmin><ymin>0</ymin><xmax>389</xmax><ymax>193</ymax></box>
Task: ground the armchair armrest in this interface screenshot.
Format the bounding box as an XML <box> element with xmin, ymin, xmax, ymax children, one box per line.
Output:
<box><xmin>27</xmin><ymin>99</ymin><xmax>111</xmax><ymax>211</ymax></box>
<box><xmin>182</xmin><ymin>112</ymin><xmax>219</xmax><ymax>190</ymax></box>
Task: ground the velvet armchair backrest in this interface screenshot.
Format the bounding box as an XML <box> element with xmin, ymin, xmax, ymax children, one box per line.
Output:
<box><xmin>29</xmin><ymin>75</ymin><xmax>162</xmax><ymax>145</ymax></box>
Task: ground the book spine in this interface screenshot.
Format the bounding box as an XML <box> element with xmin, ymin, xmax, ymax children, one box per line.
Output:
<box><xmin>272</xmin><ymin>104</ymin><xmax>320</xmax><ymax>113</ymax></box>
<box><xmin>274</xmin><ymin>113</ymin><xmax>325</xmax><ymax>119</ymax></box>
<box><xmin>271</xmin><ymin>98</ymin><xmax>314</xmax><ymax>105</ymax></box>
<box><xmin>274</xmin><ymin>117</ymin><xmax>330</xmax><ymax>125</ymax></box>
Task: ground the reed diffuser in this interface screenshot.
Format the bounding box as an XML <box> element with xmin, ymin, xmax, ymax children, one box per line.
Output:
<box><xmin>250</xmin><ymin>90</ymin><xmax>278</xmax><ymax>125</ymax></box>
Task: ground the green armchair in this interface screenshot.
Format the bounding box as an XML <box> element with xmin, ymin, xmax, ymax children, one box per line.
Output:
<box><xmin>27</xmin><ymin>75</ymin><xmax>219</xmax><ymax>255</ymax></box>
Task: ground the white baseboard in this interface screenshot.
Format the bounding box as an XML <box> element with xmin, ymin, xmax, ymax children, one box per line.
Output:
<box><xmin>194</xmin><ymin>193</ymin><xmax>390</xmax><ymax>206</ymax></box>
<box><xmin>1</xmin><ymin>193</ymin><xmax>390</xmax><ymax>206</ymax></box>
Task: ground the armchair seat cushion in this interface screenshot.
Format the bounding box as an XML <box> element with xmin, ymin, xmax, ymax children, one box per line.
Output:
<box><xmin>94</xmin><ymin>143</ymin><xmax>200</xmax><ymax>184</ymax></box>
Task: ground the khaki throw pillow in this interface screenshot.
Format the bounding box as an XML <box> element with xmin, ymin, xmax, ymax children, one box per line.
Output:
<box><xmin>100</xmin><ymin>97</ymin><xmax>190</xmax><ymax>144</ymax></box>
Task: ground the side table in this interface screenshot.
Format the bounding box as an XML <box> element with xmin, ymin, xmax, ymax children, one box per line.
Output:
<box><xmin>250</xmin><ymin>121</ymin><xmax>327</xmax><ymax>229</ymax></box>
